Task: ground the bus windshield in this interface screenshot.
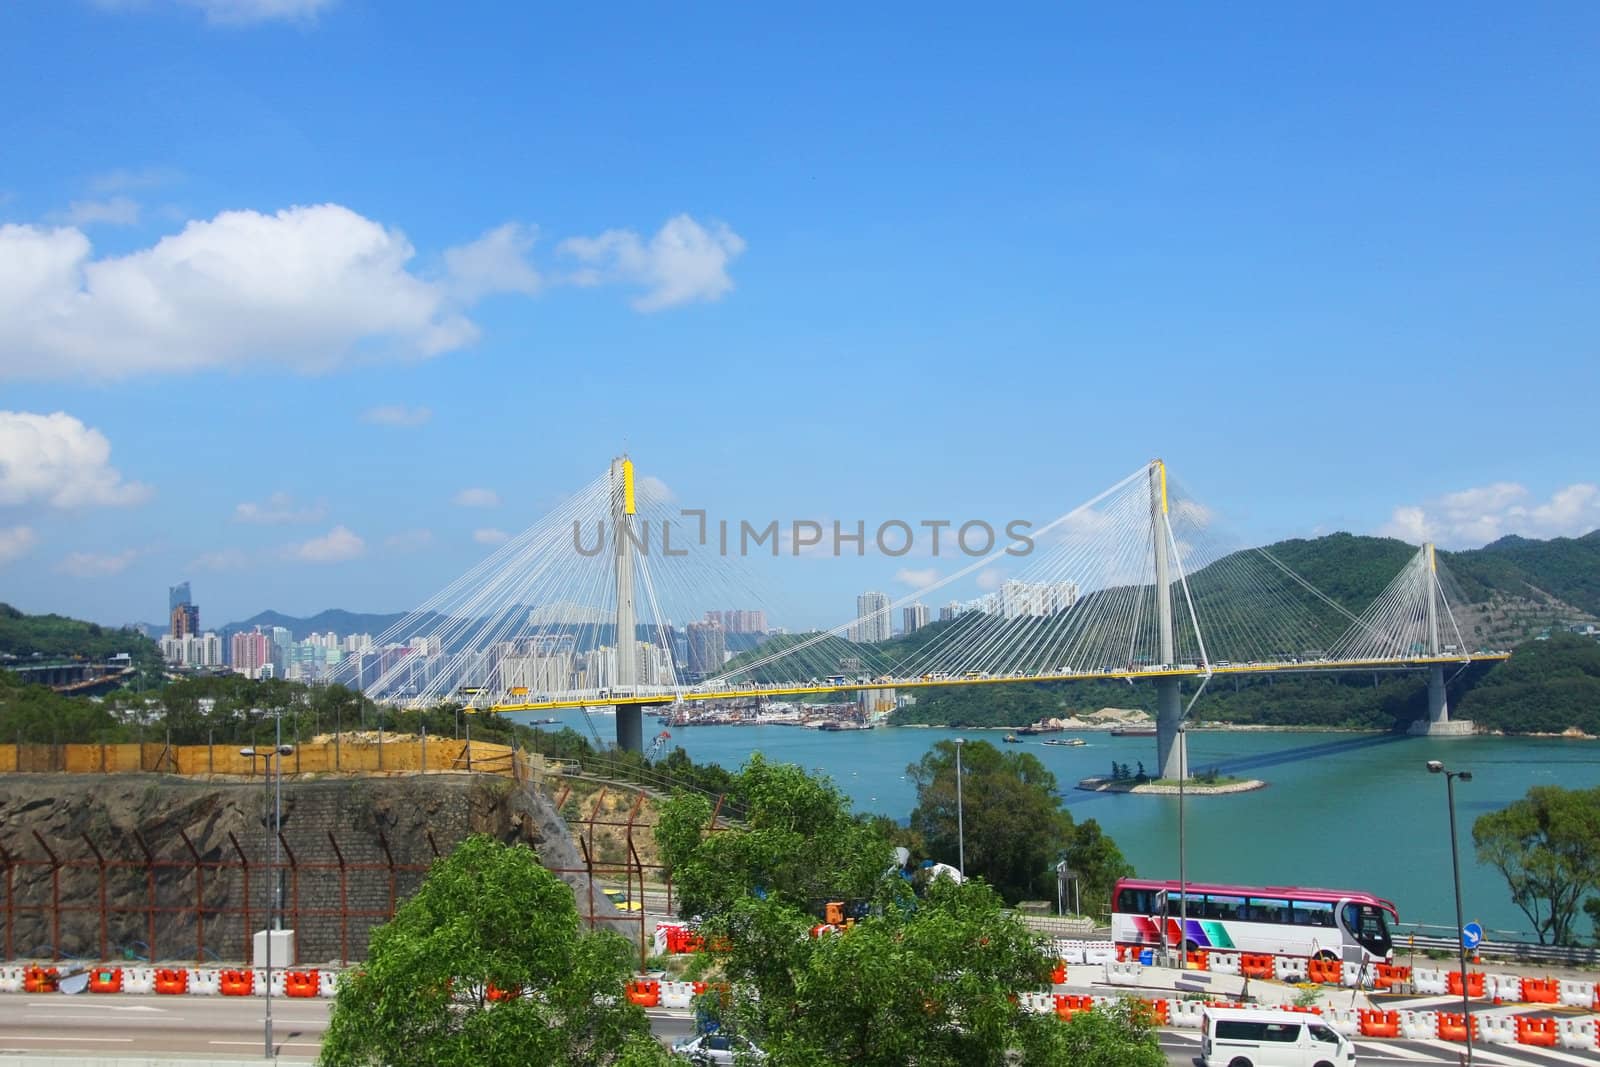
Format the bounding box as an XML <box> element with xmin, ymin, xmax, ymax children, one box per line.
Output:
<box><xmin>1340</xmin><ymin>902</ymin><xmax>1392</xmax><ymax>957</ymax></box>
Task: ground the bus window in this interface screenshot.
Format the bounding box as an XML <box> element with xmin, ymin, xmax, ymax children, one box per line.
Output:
<box><xmin>1294</xmin><ymin>899</ymin><xmax>1335</xmax><ymax>927</ymax></box>
<box><xmin>1115</xmin><ymin>887</ymin><xmax>1155</xmax><ymax>915</ymax></box>
<box><xmin>1206</xmin><ymin>894</ymin><xmax>1245</xmax><ymax>921</ymax></box>
<box><xmin>1247</xmin><ymin>897</ymin><xmax>1290</xmax><ymax>924</ymax></box>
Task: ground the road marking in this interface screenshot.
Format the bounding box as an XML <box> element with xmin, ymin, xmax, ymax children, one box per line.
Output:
<box><xmin>1354</xmin><ymin>1042</ymin><xmax>1436</xmax><ymax>1061</ymax></box>
<box><xmin>110</xmin><ymin>1004</ymin><xmax>169</xmax><ymax>1012</ymax></box>
<box><xmin>1486</xmin><ymin>1046</ymin><xmax>1600</xmax><ymax>1067</ymax></box>
<box><xmin>210</xmin><ymin>1040</ymin><xmax>321</xmax><ymax>1048</ymax></box>
<box><xmin>0</xmin><ymin>1035</ymin><xmax>134</xmax><ymax>1042</ymax></box>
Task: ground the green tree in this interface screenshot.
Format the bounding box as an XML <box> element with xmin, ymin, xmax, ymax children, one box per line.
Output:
<box><xmin>319</xmin><ymin>835</ymin><xmax>653</xmax><ymax>1067</ymax></box>
<box><xmin>659</xmin><ymin>753</ymin><xmax>890</xmax><ymax>920</ymax></box>
<box><xmin>907</xmin><ymin>740</ymin><xmax>1074</xmax><ymax>903</ymax></box>
<box><xmin>734</xmin><ymin>878</ymin><xmax>1051</xmax><ymax>1067</ymax></box>
<box><xmin>1061</xmin><ymin>819</ymin><xmax>1134</xmax><ymax>919</ymax></box>
<box><xmin>1016</xmin><ymin>997</ymin><xmax>1165</xmax><ymax>1067</ymax></box>
<box><xmin>1473</xmin><ymin>785</ymin><xmax>1600</xmax><ymax>945</ymax></box>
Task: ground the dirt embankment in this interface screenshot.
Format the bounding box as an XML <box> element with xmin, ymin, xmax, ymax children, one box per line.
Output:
<box><xmin>0</xmin><ymin>772</ymin><xmax>634</xmax><ymax>964</ymax></box>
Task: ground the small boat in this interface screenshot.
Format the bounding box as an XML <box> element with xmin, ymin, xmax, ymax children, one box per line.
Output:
<box><xmin>1042</xmin><ymin>737</ymin><xmax>1086</xmax><ymax>747</ymax></box>
<box><xmin>1003</xmin><ymin>733</ymin><xmax>1022</xmax><ymax>744</ymax></box>
<box><xmin>1109</xmin><ymin>726</ymin><xmax>1156</xmax><ymax>738</ymax></box>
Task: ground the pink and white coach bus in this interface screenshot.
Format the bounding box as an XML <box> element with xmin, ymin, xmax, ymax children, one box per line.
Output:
<box><xmin>1111</xmin><ymin>878</ymin><xmax>1398</xmax><ymax>963</ymax></box>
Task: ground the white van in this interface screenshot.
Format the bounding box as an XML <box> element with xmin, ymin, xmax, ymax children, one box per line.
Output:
<box><xmin>1200</xmin><ymin>1007</ymin><xmax>1355</xmax><ymax>1067</ymax></box>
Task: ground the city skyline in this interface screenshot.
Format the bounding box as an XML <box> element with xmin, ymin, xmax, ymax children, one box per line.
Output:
<box><xmin>1</xmin><ymin>4</ymin><xmax>1596</xmax><ymax>630</ymax></box>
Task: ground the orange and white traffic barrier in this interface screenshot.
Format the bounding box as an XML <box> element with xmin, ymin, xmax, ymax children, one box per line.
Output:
<box><xmin>1399</xmin><ymin>1010</ymin><xmax>1437</xmax><ymax>1040</ymax></box>
<box><xmin>1558</xmin><ymin>978</ymin><xmax>1596</xmax><ymax>1007</ymax></box>
<box><xmin>1483</xmin><ymin>972</ymin><xmax>1521</xmax><ymax>1001</ymax></box>
<box><xmin>1321</xmin><ymin>1006</ymin><xmax>1359</xmax><ymax>1036</ymax></box>
<box><xmin>317</xmin><ymin>970</ymin><xmax>341</xmax><ymax>997</ymax></box>
<box><xmin>1208</xmin><ymin>951</ymin><xmax>1241</xmax><ymax>975</ymax></box>
<box><xmin>1358</xmin><ymin>1009</ymin><xmax>1399</xmax><ymax>1038</ymax></box>
<box><xmin>625</xmin><ymin>979</ymin><xmax>660</xmax><ymax>1007</ymax></box>
<box><xmin>1436</xmin><ymin>1012</ymin><xmax>1475</xmax><ymax>1043</ymax></box>
<box><xmin>1274</xmin><ymin>956</ymin><xmax>1308</xmax><ymax>982</ymax></box>
<box><xmin>1514</xmin><ymin>1016</ymin><xmax>1557</xmax><ymax>1047</ymax></box>
<box><xmin>152</xmin><ymin>968</ymin><xmax>188</xmax><ymax>995</ymax></box>
<box><xmin>1413</xmin><ymin>967</ymin><xmax>1447</xmax><ymax>995</ymax></box>
<box><xmin>1520</xmin><ymin>976</ymin><xmax>1559</xmax><ymax>1003</ymax></box>
<box><xmin>250</xmin><ymin>969</ymin><xmax>286</xmax><ymax>997</ymax></box>
<box><xmin>1478</xmin><ymin>1015</ymin><xmax>1516</xmax><ymax>1045</ymax></box>
<box><xmin>120</xmin><ymin>967</ymin><xmax>154</xmax><ymax>994</ymax></box>
<box><xmin>187</xmin><ymin>968</ymin><xmax>220</xmax><ymax>995</ymax></box>
<box><xmin>1556</xmin><ymin>1017</ymin><xmax>1595</xmax><ymax>1050</ymax></box>
<box><xmin>1018</xmin><ymin>991</ymin><xmax>1053</xmax><ymax>1015</ymax></box>
<box><xmin>219</xmin><ymin>969</ymin><xmax>254</xmax><ymax>996</ymax></box>
<box><xmin>284</xmin><ymin>971</ymin><xmax>320</xmax><ymax>998</ymax></box>
<box><xmin>0</xmin><ymin>966</ymin><xmax>25</xmax><ymax>993</ymax></box>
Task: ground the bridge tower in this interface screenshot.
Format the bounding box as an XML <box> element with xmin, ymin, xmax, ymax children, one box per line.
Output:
<box><xmin>1410</xmin><ymin>542</ymin><xmax>1474</xmax><ymax>737</ymax></box>
<box><xmin>611</xmin><ymin>456</ymin><xmax>643</xmax><ymax>753</ymax></box>
<box><xmin>1151</xmin><ymin>460</ymin><xmax>1187</xmax><ymax>780</ymax></box>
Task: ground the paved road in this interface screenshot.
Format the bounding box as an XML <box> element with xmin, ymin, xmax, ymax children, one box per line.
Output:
<box><xmin>0</xmin><ymin>992</ymin><xmax>328</xmax><ymax>1060</ymax></box>
<box><xmin>1</xmin><ymin>994</ymin><xmax>1593</xmax><ymax>1066</ymax></box>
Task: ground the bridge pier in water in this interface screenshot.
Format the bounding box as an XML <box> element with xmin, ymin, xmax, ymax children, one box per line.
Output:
<box><xmin>1407</xmin><ymin>543</ymin><xmax>1474</xmax><ymax>736</ymax></box>
<box><xmin>1155</xmin><ymin>677</ymin><xmax>1187</xmax><ymax>780</ymax></box>
<box><xmin>616</xmin><ymin>705</ymin><xmax>643</xmax><ymax>753</ymax></box>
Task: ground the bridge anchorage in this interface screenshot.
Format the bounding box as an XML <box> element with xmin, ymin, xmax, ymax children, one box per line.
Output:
<box><xmin>335</xmin><ymin>457</ymin><xmax>1501</xmax><ymax>764</ymax></box>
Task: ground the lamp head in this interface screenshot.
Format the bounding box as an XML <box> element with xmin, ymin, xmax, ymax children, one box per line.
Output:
<box><xmin>277</xmin><ymin>744</ymin><xmax>295</xmax><ymax>756</ymax></box>
<box><xmin>1426</xmin><ymin>760</ymin><xmax>1443</xmax><ymax>773</ymax></box>
<box><xmin>1458</xmin><ymin>770</ymin><xmax>1472</xmax><ymax>782</ymax></box>
<box><xmin>240</xmin><ymin>747</ymin><xmax>258</xmax><ymax>758</ymax></box>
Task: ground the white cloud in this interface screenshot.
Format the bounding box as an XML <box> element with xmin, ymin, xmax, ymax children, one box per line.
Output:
<box><xmin>285</xmin><ymin>525</ymin><xmax>365</xmax><ymax>562</ymax></box>
<box><xmin>1380</xmin><ymin>481</ymin><xmax>1600</xmax><ymax>547</ymax></box>
<box><xmin>0</xmin><ymin>411</ymin><xmax>150</xmax><ymax>508</ymax></box>
<box><xmin>895</xmin><ymin>567</ymin><xmax>940</xmax><ymax>589</ymax></box>
<box><xmin>361</xmin><ymin>404</ymin><xmax>432</xmax><ymax>427</ymax></box>
<box><xmin>473</xmin><ymin>528</ymin><xmax>509</xmax><ymax>545</ymax></box>
<box><xmin>385</xmin><ymin>529</ymin><xmax>433</xmax><ymax>551</ymax></box>
<box><xmin>190</xmin><ymin>547</ymin><xmax>250</xmax><ymax>571</ymax></box>
<box><xmin>233</xmin><ymin>491</ymin><xmax>325</xmax><ymax>524</ymax></box>
<box><xmin>57</xmin><ymin>548</ymin><xmax>139</xmax><ymax>577</ymax></box>
<box><xmin>560</xmin><ymin>214</ymin><xmax>746</xmax><ymax>311</ymax></box>
<box><xmin>0</xmin><ymin>206</ymin><xmax>477</xmax><ymax>380</ymax></box>
<box><xmin>454</xmin><ymin>487</ymin><xmax>500</xmax><ymax>508</ymax></box>
<box><xmin>0</xmin><ymin>207</ymin><xmax>745</xmax><ymax>380</ymax></box>
<box><xmin>443</xmin><ymin>223</ymin><xmax>541</xmax><ymax>301</ymax></box>
<box><xmin>0</xmin><ymin>525</ymin><xmax>36</xmax><ymax>565</ymax></box>
<box><xmin>55</xmin><ymin>196</ymin><xmax>141</xmax><ymax>227</ymax></box>
<box><xmin>95</xmin><ymin>0</ymin><xmax>335</xmax><ymax>25</ymax></box>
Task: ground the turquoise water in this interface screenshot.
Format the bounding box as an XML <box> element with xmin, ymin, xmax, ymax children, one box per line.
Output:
<box><xmin>509</xmin><ymin>712</ymin><xmax>1600</xmax><ymax>941</ymax></box>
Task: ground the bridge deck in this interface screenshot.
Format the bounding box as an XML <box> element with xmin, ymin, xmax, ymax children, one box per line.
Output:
<box><xmin>483</xmin><ymin>653</ymin><xmax>1508</xmax><ymax>714</ymax></box>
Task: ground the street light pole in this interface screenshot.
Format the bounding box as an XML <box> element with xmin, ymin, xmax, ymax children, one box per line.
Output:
<box><xmin>953</xmin><ymin>738</ymin><xmax>965</xmax><ymax>880</ymax></box>
<box><xmin>1428</xmin><ymin>760</ymin><xmax>1474</xmax><ymax>1066</ymax></box>
<box><xmin>242</xmin><ymin>727</ymin><xmax>294</xmax><ymax>1060</ymax></box>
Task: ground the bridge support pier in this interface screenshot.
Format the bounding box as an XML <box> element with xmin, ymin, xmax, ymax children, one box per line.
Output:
<box><xmin>1408</xmin><ymin>664</ymin><xmax>1474</xmax><ymax>736</ymax></box>
<box><xmin>1155</xmin><ymin>678</ymin><xmax>1186</xmax><ymax>780</ymax></box>
<box><xmin>616</xmin><ymin>705</ymin><xmax>643</xmax><ymax>753</ymax></box>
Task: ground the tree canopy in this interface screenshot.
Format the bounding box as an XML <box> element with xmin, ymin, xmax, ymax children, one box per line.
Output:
<box><xmin>906</xmin><ymin>740</ymin><xmax>1080</xmax><ymax>904</ymax></box>
<box><xmin>319</xmin><ymin>835</ymin><xmax>655</xmax><ymax>1067</ymax></box>
<box><xmin>1473</xmin><ymin>785</ymin><xmax>1600</xmax><ymax>946</ymax></box>
<box><xmin>656</xmin><ymin>755</ymin><xmax>1158</xmax><ymax>1066</ymax></box>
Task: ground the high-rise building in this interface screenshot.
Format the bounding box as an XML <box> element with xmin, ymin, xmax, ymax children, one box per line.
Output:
<box><xmin>853</xmin><ymin>591</ymin><xmax>892</xmax><ymax>644</ymax></box>
<box><xmin>686</xmin><ymin>620</ymin><xmax>727</xmax><ymax>677</ymax></box>
<box><xmin>169</xmin><ymin>581</ymin><xmax>191</xmax><ymax>613</ymax></box>
<box><xmin>170</xmin><ymin>602</ymin><xmax>199</xmax><ymax>639</ymax></box>
<box><xmin>939</xmin><ymin>602</ymin><xmax>959</xmax><ymax>622</ymax></box>
<box><xmin>902</xmin><ymin>602</ymin><xmax>930</xmax><ymax>636</ymax></box>
<box><xmin>161</xmin><ymin>631</ymin><xmax>222</xmax><ymax>668</ymax></box>
<box><xmin>231</xmin><ymin>630</ymin><xmax>274</xmax><ymax>679</ymax></box>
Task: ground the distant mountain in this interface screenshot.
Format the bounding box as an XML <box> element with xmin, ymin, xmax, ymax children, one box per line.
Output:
<box><xmin>219</xmin><ymin>609</ymin><xmax>416</xmax><ymax>642</ymax></box>
<box><xmin>1451</xmin><ymin>529</ymin><xmax>1600</xmax><ymax>618</ymax></box>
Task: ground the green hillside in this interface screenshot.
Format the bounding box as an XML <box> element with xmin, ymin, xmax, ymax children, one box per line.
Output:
<box><xmin>0</xmin><ymin>603</ymin><xmax>160</xmax><ymax>668</ymax></box>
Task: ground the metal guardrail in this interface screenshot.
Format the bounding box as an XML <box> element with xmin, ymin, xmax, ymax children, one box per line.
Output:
<box><xmin>1396</xmin><ymin>933</ymin><xmax>1600</xmax><ymax>967</ymax></box>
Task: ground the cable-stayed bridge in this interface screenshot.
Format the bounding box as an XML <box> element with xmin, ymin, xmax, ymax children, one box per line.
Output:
<box><xmin>332</xmin><ymin>458</ymin><xmax>1506</xmax><ymax>778</ymax></box>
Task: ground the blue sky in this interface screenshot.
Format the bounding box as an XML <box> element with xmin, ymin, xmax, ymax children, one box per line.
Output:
<box><xmin>0</xmin><ymin>1</ymin><xmax>1596</xmax><ymax>631</ymax></box>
